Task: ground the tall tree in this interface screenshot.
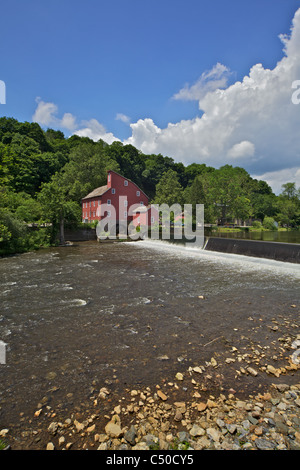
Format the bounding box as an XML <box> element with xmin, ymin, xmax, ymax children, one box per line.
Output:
<box><xmin>38</xmin><ymin>175</ymin><xmax>80</xmax><ymax>244</ymax></box>
<box><xmin>276</xmin><ymin>182</ymin><xmax>300</xmax><ymax>228</ymax></box>
<box><xmin>200</xmin><ymin>165</ymin><xmax>252</xmax><ymax>223</ymax></box>
<box><xmin>153</xmin><ymin>169</ymin><xmax>184</xmax><ymax>206</ymax></box>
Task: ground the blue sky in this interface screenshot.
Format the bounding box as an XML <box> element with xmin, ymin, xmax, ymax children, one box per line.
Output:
<box><xmin>1</xmin><ymin>0</ymin><xmax>300</xmax><ymax>193</ymax></box>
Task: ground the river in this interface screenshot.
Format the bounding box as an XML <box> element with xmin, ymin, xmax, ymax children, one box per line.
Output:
<box><xmin>0</xmin><ymin>240</ymin><xmax>299</xmax><ymax>435</ymax></box>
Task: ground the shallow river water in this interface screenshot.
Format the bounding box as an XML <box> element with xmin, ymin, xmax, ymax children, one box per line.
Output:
<box><xmin>0</xmin><ymin>240</ymin><xmax>299</xmax><ymax>429</ymax></box>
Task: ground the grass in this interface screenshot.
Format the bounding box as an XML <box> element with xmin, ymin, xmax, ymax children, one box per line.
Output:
<box><xmin>0</xmin><ymin>439</ymin><xmax>7</xmax><ymax>450</ymax></box>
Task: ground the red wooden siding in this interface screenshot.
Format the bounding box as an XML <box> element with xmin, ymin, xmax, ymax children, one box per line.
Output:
<box><xmin>82</xmin><ymin>170</ymin><xmax>149</xmax><ymax>224</ymax></box>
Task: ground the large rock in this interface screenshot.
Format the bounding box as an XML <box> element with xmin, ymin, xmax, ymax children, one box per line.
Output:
<box><xmin>189</xmin><ymin>424</ymin><xmax>205</xmax><ymax>437</ymax></box>
<box><xmin>206</xmin><ymin>427</ymin><xmax>222</xmax><ymax>442</ymax></box>
<box><xmin>255</xmin><ymin>438</ymin><xmax>276</xmax><ymax>450</ymax></box>
<box><xmin>132</xmin><ymin>442</ymin><xmax>149</xmax><ymax>450</ymax></box>
<box><xmin>124</xmin><ymin>425</ymin><xmax>137</xmax><ymax>446</ymax></box>
<box><xmin>105</xmin><ymin>416</ymin><xmax>123</xmax><ymax>438</ymax></box>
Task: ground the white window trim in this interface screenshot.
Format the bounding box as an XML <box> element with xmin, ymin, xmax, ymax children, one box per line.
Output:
<box><xmin>124</xmin><ymin>180</ymin><xmax>128</xmax><ymax>186</ymax></box>
<box><xmin>111</xmin><ymin>188</ymin><xmax>116</xmax><ymax>194</ymax></box>
<box><xmin>136</xmin><ymin>190</ymin><xmax>140</xmax><ymax>196</ymax></box>
<box><xmin>107</xmin><ymin>199</ymin><xmax>111</xmax><ymax>205</ymax></box>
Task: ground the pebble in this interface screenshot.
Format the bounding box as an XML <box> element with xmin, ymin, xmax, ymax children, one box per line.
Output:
<box><xmin>16</xmin><ymin>380</ymin><xmax>300</xmax><ymax>451</ymax></box>
<box><xmin>5</xmin><ymin>333</ymin><xmax>300</xmax><ymax>452</ymax></box>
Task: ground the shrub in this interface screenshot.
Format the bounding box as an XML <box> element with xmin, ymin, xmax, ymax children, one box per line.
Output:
<box><xmin>263</xmin><ymin>216</ymin><xmax>278</xmax><ymax>231</ymax></box>
<box><xmin>251</xmin><ymin>220</ymin><xmax>262</xmax><ymax>229</ymax></box>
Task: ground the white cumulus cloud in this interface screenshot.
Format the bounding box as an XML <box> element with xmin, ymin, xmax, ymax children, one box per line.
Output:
<box><xmin>33</xmin><ymin>98</ymin><xmax>77</xmax><ymax>131</ymax></box>
<box><xmin>32</xmin><ymin>100</ymin><xmax>119</xmax><ymax>144</ymax></box>
<box><xmin>115</xmin><ymin>113</ymin><xmax>131</xmax><ymax>124</ymax></box>
<box><xmin>124</xmin><ymin>7</ymin><xmax>300</xmax><ymax>191</ymax></box>
<box><xmin>172</xmin><ymin>62</ymin><xmax>231</xmax><ymax>102</ymax></box>
<box><xmin>73</xmin><ymin>118</ymin><xmax>119</xmax><ymax>145</ymax></box>
<box><xmin>32</xmin><ymin>98</ymin><xmax>59</xmax><ymax>127</ymax></box>
<box><xmin>227</xmin><ymin>141</ymin><xmax>255</xmax><ymax>159</ymax></box>
<box><xmin>253</xmin><ymin>167</ymin><xmax>300</xmax><ymax>195</ymax></box>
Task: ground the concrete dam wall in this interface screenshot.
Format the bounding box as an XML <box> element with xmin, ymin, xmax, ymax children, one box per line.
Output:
<box><xmin>204</xmin><ymin>237</ymin><xmax>300</xmax><ymax>264</ymax></box>
<box><xmin>64</xmin><ymin>228</ymin><xmax>97</xmax><ymax>242</ymax></box>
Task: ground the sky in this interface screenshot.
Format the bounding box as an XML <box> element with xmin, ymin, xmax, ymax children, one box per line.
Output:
<box><xmin>1</xmin><ymin>0</ymin><xmax>300</xmax><ymax>194</ymax></box>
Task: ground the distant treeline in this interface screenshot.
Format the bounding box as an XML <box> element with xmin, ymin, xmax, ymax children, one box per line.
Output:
<box><xmin>0</xmin><ymin>117</ymin><xmax>299</xmax><ymax>254</ymax></box>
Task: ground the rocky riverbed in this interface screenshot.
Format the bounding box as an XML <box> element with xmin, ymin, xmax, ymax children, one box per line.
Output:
<box><xmin>2</xmin><ymin>339</ymin><xmax>300</xmax><ymax>451</ymax></box>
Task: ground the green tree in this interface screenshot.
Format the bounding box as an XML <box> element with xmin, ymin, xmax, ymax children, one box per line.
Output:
<box><xmin>184</xmin><ymin>174</ymin><xmax>206</xmax><ymax>205</ymax></box>
<box><xmin>38</xmin><ymin>175</ymin><xmax>69</xmax><ymax>244</ymax></box>
<box><xmin>276</xmin><ymin>182</ymin><xmax>300</xmax><ymax>228</ymax></box>
<box><xmin>62</xmin><ymin>142</ymin><xmax>119</xmax><ymax>204</ymax></box>
<box><xmin>200</xmin><ymin>165</ymin><xmax>252</xmax><ymax>224</ymax></box>
<box><xmin>232</xmin><ymin>196</ymin><xmax>253</xmax><ymax>224</ymax></box>
<box><xmin>280</xmin><ymin>182</ymin><xmax>298</xmax><ymax>200</ymax></box>
<box><xmin>141</xmin><ymin>154</ymin><xmax>176</xmax><ymax>199</ymax></box>
<box><xmin>153</xmin><ymin>169</ymin><xmax>184</xmax><ymax>206</ymax></box>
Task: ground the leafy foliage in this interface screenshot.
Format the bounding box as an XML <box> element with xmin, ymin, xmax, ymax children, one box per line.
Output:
<box><xmin>0</xmin><ymin>116</ymin><xmax>299</xmax><ymax>255</ymax></box>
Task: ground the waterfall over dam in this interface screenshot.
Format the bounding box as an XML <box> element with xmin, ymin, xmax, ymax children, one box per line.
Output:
<box><xmin>63</xmin><ymin>227</ymin><xmax>300</xmax><ymax>264</ymax></box>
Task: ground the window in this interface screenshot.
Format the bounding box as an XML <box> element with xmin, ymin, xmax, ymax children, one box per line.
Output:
<box><xmin>124</xmin><ymin>211</ymin><xmax>127</xmax><ymax>217</ymax></box>
<box><xmin>140</xmin><ymin>201</ymin><xmax>144</xmax><ymax>205</ymax></box>
<box><xmin>93</xmin><ymin>201</ymin><xmax>95</xmax><ymax>207</ymax></box>
<box><xmin>124</xmin><ymin>200</ymin><xmax>128</xmax><ymax>207</ymax></box>
<box><xmin>136</xmin><ymin>190</ymin><xmax>140</xmax><ymax>196</ymax></box>
<box><xmin>93</xmin><ymin>211</ymin><xmax>95</xmax><ymax>217</ymax></box>
<box><xmin>107</xmin><ymin>199</ymin><xmax>111</xmax><ymax>205</ymax></box>
<box><xmin>111</xmin><ymin>188</ymin><xmax>115</xmax><ymax>194</ymax></box>
<box><xmin>151</xmin><ymin>216</ymin><xmax>154</xmax><ymax>224</ymax></box>
<box><xmin>107</xmin><ymin>210</ymin><xmax>111</xmax><ymax>217</ymax></box>
<box><xmin>124</xmin><ymin>180</ymin><xmax>128</xmax><ymax>186</ymax></box>
<box><xmin>89</xmin><ymin>201</ymin><xmax>91</xmax><ymax>207</ymax></box>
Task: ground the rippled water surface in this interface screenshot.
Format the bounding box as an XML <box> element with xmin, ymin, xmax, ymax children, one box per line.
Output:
<box><xmin>0</xmin><ymin>240</ymin><xmax>299</xmax><ymax>425</ymax></box>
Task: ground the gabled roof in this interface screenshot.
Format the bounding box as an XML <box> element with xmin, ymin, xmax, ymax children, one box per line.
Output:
<box><xmin>108</xmin><ymin>170</ymin><xmax>149</xmax><ymax>200</ymax></box>
<box><xmin>82</xmin><ymin>169</ymin><xmax>150</xmax><ymax>201</ymax></box>
<box><xmin>82</xmin><ymin>185</ymin><xmax>108</xmax><ymax>200</ymax></box>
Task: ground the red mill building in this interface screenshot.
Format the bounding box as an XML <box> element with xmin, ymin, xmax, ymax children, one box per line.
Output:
<box><xmin>82</xmin><ymin>170</ymin><xmax>158</xmax><ymax>232</ymax></box>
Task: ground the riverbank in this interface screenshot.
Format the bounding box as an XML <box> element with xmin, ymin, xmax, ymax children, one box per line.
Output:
<box><xmin>2</xmin><ymin>359</ymin><xmax>300</xmax><ymax>451</ymax></box>
<box><xmin>2</xmin><ymin>318</ymin><xmax>300</xmax><ymax>451</ymax></box>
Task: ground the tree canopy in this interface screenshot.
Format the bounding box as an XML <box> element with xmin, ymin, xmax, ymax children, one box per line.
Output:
<box><xmin>0</xmin><ymin>116</ymin><xmax>299</xmax><ymax>254</ymax></box>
